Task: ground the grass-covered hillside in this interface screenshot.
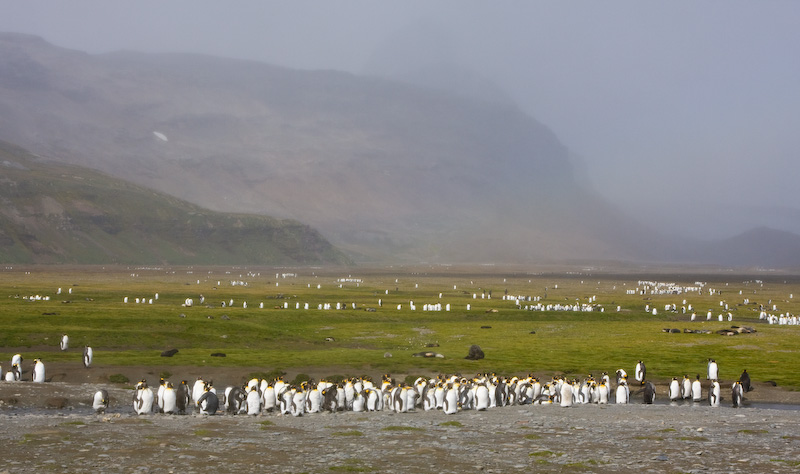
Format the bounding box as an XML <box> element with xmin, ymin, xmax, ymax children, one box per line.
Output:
<box><xmin>0</xmin><ymin>141</ymin><xmax>350</xmax><ymax>265</ymax></box>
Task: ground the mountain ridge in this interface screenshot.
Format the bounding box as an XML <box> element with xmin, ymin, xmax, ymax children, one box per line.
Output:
<box><xmin>2</xmin><ymin>32</ymin><xmax>799</xmax><ymax>267</ymax></box>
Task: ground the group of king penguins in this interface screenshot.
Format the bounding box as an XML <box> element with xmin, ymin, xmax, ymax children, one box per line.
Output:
<box><xmin>631</xmin><ymin>359</ymin><xmax>752</xmax><ymax>408</ymax></box>
<box><xmin>119</xmin><ymin>360</ymin><xmax>752</xmax><ymax>417</ymax></box>
<box><xmin>2</xmin><ymin>335</ymin><xmax>93</xmax><ymax>385</ymax></box>
<box><xmin>2</xmin><ymin>354</ymin><xmax>47</xmax><ymax>383</ymax></box>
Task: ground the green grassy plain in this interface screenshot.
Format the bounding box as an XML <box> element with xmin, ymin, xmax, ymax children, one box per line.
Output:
<box><xmin>1</xmin><ymin>265</ymin><xmax>799</xmax><ymax>388</ymax></box>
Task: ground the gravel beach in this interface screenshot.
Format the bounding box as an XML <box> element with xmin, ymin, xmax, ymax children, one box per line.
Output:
<box><xmin>1</xmin><ymin>364</ymin><xmax>799</xmax><ymax>473</ymax></box>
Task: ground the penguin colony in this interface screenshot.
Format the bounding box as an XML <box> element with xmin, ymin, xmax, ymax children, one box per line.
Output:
<box><xmin>119</xmin><ymin>362</ymin><xmax>753</xmax><ymax>417</ymax></box>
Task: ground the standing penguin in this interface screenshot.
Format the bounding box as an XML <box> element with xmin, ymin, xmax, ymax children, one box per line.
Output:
<box><xmin>162</xmin><ymin>382</ymin><xmax>177</xmax><ymax>414</ymax></box>
<box><xmin>83</xmin><ymin>346</ymin><xmax>93</xmax><ymax>368</ymax></box>
<box><xmin>707</xmin><ymin>359</ymin><xmax>719</xmax><ymax>380</ymax></box>
<box><xmin>475</xmin><ymin>382</ymin><xmax>490</xmax><ymax>411</ymax></box>
<box><xmin>92</xmin><ymin>389</ymin><xmax>109</xmax><ymax>413</ymax></box>
<box><xmin>365</xmin><ymin>388</ymin><xmax>381</xmax><ymax>412</ymax></box>
<box><xmin>681</xmin><ymin>375</ymin><xmax>692</xmax><ymax>400</ymax></box>
<box><xmin>32</xmin><ymin>358</ymin><xmax>45</xmax><ymax>383</ymax></box>
<box><xmin>175</xmin><ymin>380</ymin><xmax>190</xmax><ymax>414</ymax></box>
<box><xmin>133</xmin><ymin>380</ymin><xmax>154</xmax><ymax>414</ymax></box>
<box><xmin>634</xmin><ymin>361</ymin><xmax>646</xmax><ymax>385</ymax></box>
<box><xmin>731</xmin><ymin>381</ymin><xmax>744</xmax><ymax>408</ymax></box>
<box><xmin>60</xmin><ymin>334</ymin><xmax>69</xmax><ymax>351</ymax></box>
<box><xmin>739</xmin><ymin>369</ymin><xmax>752</xmax><ymax>393</ymax></box>
<box><xmin>691</xmin><ymin>375</ymin><xmax>703</xmax><ymax>402</ymax></box>
<box><xmin>643</xmin><ymin>381</ymin><xmax>656</xmax><ymax>404</ymax></box>
<box><xmin>192</xmin><ymin>377</ymin><xmax>206</xmax><ymax>408</ymax></box>
<box><xmin>668</xmin><ymin>378</ymin><xmax>681</xmax><ymax>401</ymax></box>
<box><xmin>561</xmin><ymin>380</ymin><xmax>575</xmax><ymax>407</ymax></box>
<box><xmin>709</xmin><ymin>380</ymin><xmax>721</xmax><ymax>407</ymax></box>
<box><xmin>615</xmin><ymin>379</ymin><xmax>629</xmax><ymax>404</ymax></box>
<box><xmin>246</xmin><ymin>386</ymin><xmax>262</xmax><ymax>415</ymax></box>
<box><xmin>443</xmin><ymin>383</ymin><xmax>459</xmax><ymax>414</ymax></box>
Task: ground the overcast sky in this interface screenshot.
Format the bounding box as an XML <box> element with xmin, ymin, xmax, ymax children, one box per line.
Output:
<box><xmin>2</xmin><ymin>0</ymin><xmax>799</xmax><ymax>238</ymax></box>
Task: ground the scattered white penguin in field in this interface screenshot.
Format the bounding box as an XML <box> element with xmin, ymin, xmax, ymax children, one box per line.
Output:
<box><xmin>60</xmin><ymin>334</ymin><xmax>69</xmax><ymax>351</ymax></box>
<box><xmin>83</xmin><ymin>346</ymin><xmax>93</xmax><ymax>368</ymax></box>
<box><xmin>707</xmin><ymin>359</ymin><xmax>719</xmax><ymax>380</ymax></box>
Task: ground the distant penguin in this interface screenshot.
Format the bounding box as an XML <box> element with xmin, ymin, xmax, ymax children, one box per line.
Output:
<box><xmin>709</xmin><ymin>380</ymin><xmax>721</xmax><ymax>407</ymax></box>
<box><xmin>162</xmin><ymin>382</ymin><xmax>177</xmax><ymax>414</ymax></box>
<box><xmin>668</xmin><ymin>378</ymin><xmax>681</xmax><ymax>401</ymax></box>
<box><xmin>707</xmin><ymin>359</ymin><xmax>719</xmax><ymax>380</ymax></box>
<box><xmin>11</xmin><ymin>353</ymin><xmax>23</xmax><ymax>368</ymax></box>
<box><xmin>83</xmin><ymin>346</ymin><xmax>93</xmax><ymax>368</ymax></box>
<box><xmin>198</xmin><ymin>383</ymin><xmax>219</xmax><ymax>415</ymax></box>
<box><xmin>32</xmin><ymin>358</ymin><xmax>45</xmax><ymax>382</ymax></box>
<box><xmin>739</xmin><ymin>369</ymin><xmax>752</xmax><ymax>392</ymax></box>
<box><xmin>92</xmin><ymin>389</ymin><xmax>109</xmax><ymax>413</ymax></box>
<box><xmin>60</xmin><ymin>334</ymin><xmax>69</xmax><ymax>351</ymax></box>
<box><xmin>731</xmin><ymin>381</ymin><xmax>744</xmax><ymax>408</ymax></box>
<box><xmin>246</xmin><ymin>387</ymin><xmax>262</xmax><ymax>415</ymax></box>
<box><xmin>635</xmin><ymin>361</ymin><xmax>646</xmax><ymax>385</ymax></box>
<box><xmin>691</xmin><ymin>375</ymin><xmax>703</xmax><ymax>402</ymax></box>
<box><xmin>643</xmin><ymin>381</ymin><xmax>656</xmax><ymax>404</ymax></box>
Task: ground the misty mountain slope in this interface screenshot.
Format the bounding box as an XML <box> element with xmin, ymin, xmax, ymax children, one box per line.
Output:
<box><xmin>2</xmin><ymin>32</ymin><xmax>796</xmax><ymax>266</ymax></box>
<box><xmin>0</xmin><ymin>140</ymin><xmax>350</xmax><ymax>265</ymax></box>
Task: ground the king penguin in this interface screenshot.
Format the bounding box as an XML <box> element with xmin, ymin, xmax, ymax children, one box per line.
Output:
<box><xmin>643</xmin><ymin>381</ymin><xmax>656</xmax><ymax>404</ymax></box>
<box><xmin>691</xmin><ymin>374</ymin><xmax>703</xmax><ymax>402</ymax></box>
<box><xmin>707</xmin><ymin>359</ymin><xmax>719</xmax><ymax>380</ymax></box>
<box><xmin>197</xmin><ymin>382</ymin><xmax>219</xmax><ymax>415</ymax></box>
<box><xmin>739</xmin><ymin>369</ymin><xmax>752</xmax><ymax>393</ymax></box>
<box><xmin>634</xmin><ymin>360</ymin><xmax>646</xmax><ymax>385</ymax></box>
<box><xmin>162</xmin><ymin>382</ymin><xmax>177</xmax><ymax>414</ymax></box>
<box><xmin>32</xmin><ymin>358</ymin><xmax>45</xmax><ymax>383</ymax></box>
<box><xmin>246</xmin><ymin>386</ymin><xmax>262</xmax><ymax>415</ymax></box>
<box><xmin>92</xmin><ymin>389</ymin><xmax>109</xmax><ymax>414</ymax></box>
<box><xmin>668</xmin><ymin>377</ymin><xmax>681</xmax><ymax>401</ymax></box>
<box><xmin>731</xmin><ymin>381</ymin><xmax>744</xmax><ymax>408</ymax></box>
<box><xmin>708</xmin><ymin>380</ymin><xmax>721</xmax><ymax>407</ymax></box>
<box><xmin>60</xmin><ymin>334</ymin><xmax>69</xmax><ymax>351</ymax></box>
<box><xmin>175</xmin><ymin>380</ymin><xmax>190</xmax><ymax>414</ymax></box>
<box><xmin>83</xmin><ymin>346</ymin><xmax>93</xmax><ymax>368</ymax></box>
